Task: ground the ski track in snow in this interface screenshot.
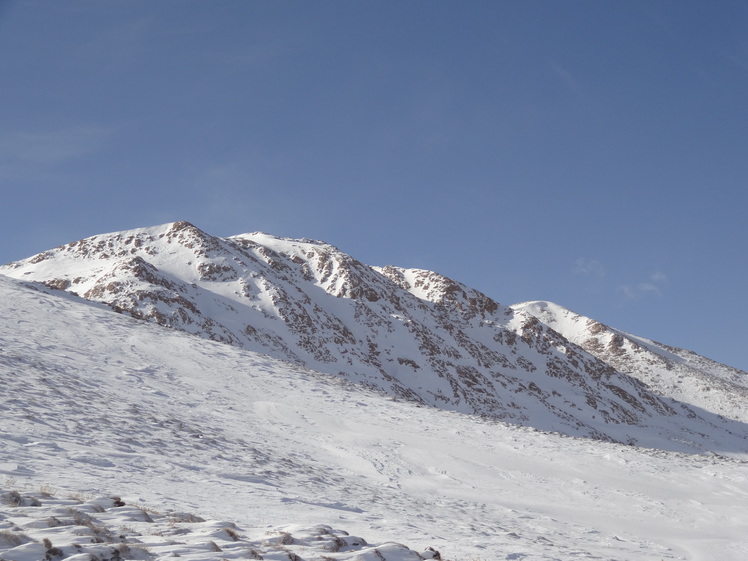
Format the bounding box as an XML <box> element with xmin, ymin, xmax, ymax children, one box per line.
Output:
<box><xmin>2</xmin><ymin>275</ymin><xmax>748</xmax><ymax>560</ymax></box>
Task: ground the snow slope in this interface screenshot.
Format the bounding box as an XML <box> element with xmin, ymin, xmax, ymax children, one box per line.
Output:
<box><xmin>2</xmin><ymin>274</ymin><xmax>748</xmax><ymax>560</ymax></box>
<box><xmin>2</xmin><ymin>221</ymin><xmax>748</xmax><ymax>454</ymax></box>
<box><xmin>513</xmin><ymin>301</ymin><xmax>748</xmax><ymax>424</ymax></box>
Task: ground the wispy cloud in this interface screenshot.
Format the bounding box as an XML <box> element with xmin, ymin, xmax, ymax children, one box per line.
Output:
<box><xmin>0</xmin><ymin>125</ymin><xmax>114</xmax><ymax>183</ymax></box>
<box><xmin>573</xmin><ymin>257</ymin><xmax>605</xmax><ymax>280</ymax></box>
<box><xmin>618</xmin><ymin>272</ymin><xmax>668</xmax><ymax>300</ymax></box>
<box><xmin>650</xmin><ymin>271</ymin><xmax>667</xmax><ymax>284</ymax></box>
<box><xmin>573</xmin><ymin>259</ymin><xmax>669</xmax><ymax>302</ymax></box>
<box><xmin>0</xmin><ymin>126</ymin><xmax>111</xmax><ymax>166</ymax></box>
<box><xmin>550</xmin><ymin>62</ymin><xmax>582</xmax><ymax>96</ymax></box>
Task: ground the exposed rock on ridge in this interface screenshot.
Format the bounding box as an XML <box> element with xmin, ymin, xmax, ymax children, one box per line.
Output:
<box><xmin>513</xmin><ymin>300</ymin><xmax>748</xmax><ymax>425</ymax></box>
<box><xmin>2</xmin><ymin>221</ymin><xmax>747</xmax><ymax>453</ymax></box>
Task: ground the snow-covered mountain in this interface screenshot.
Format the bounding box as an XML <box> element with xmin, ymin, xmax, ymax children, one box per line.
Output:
<box><xmin>2</xmin><ymin>221</ymin><xmax>747</xmax><ymax>454</ymax></box>
<box><xmin>3</xmin><ymin>265</ymin><xmax>748</xmax><ymax>561</ymax></box>
<box><xmin>513</xmin><ymin>301</ymin><xmax>748</xmax><ymax>424</ymax></box>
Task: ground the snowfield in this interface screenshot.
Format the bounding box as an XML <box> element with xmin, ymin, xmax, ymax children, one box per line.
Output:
<box><xmin>2</xmin><ymin>274</ymin><xmax>748</xmax><ymax>560</ymax></box>
<box><xmin>3</xmin><ymin>221</ymin><xmax>748</xmax><ymax>456</ymax></box>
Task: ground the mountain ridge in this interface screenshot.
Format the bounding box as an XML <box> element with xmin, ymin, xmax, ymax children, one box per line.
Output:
<box><xmin>2</xmin><ymin>220</ymin><xmax>747</xmax><ymax>454</ymax></box>
<box><xmin>513</xmin><ymin>300</ymin><xmax>748</xmax><ymax>425</ymax></box>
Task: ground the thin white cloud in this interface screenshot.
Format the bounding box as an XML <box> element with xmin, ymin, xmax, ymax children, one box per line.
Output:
<box><xmin>573</xmin><ymin>257</ymin><xmax>605</xmax><ymax>279</ymax></box>
<box><xmin>0</xmin><ymin>125</ymin><xmax>114</xmax><ymax>183</ymax></box>
<box><xmin>617</xmin><ymin>285</ymin><xmax>636</xmax><ymax>300</ymax></box>
<box><xmin>0</xmin><ymin>126</ymin><xmax>112</xmax><ymax>166</ymax></box>
<box><xmin>618</xmin><ymin>272</ymin><xmax>668</xmax><ymax>300</ymax></box>
<box><xmin>636</xmin><ymin>282</ymin><xmax>661</xmax><ymax>295</ymax></box>
<box><xmin>651</xmin><ymin>271</ymin><xmax>668</xmax><ymax>284</ymax></box>
<box><xmin>550</xmin><ymin>62</ymin><xmax>581</xmax><ymax>96</ymax></box>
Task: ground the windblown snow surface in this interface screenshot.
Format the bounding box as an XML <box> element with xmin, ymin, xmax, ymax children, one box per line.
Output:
<box><xmin>2</xmin><ymin>275</ymin><xmax>748</xmax><ymax>560</ymax></box>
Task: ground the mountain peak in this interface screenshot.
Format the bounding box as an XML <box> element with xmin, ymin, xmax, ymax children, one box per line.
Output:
<box><xmin>2</xmin><ymin>223</ymin><xmax>747</xmax><ymax>454</ymax></box>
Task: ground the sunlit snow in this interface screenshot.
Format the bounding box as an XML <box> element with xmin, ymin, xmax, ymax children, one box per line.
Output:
<box><xmin>2</xmin><ymin>274</ymin><xmax>748</xmax><ymax>560</ymax></box>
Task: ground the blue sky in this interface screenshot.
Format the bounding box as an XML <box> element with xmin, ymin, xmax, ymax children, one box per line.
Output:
<box><xmin>1</xmin><ymin>1</ymin><xmax>746</xmax><ymax>370</ymax></box>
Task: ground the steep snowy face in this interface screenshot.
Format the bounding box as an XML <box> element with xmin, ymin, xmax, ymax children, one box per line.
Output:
<box><xmin>2</xmin><ymin>221</ymin><xmax>744</xmax><ymax>449</ymax></box>
<box><xmin>513</xmin><ymin>301</ymin><xmax>748</xmax><ymax>423</ymax></box>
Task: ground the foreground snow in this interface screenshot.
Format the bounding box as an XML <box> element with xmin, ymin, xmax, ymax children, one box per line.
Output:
<box><xmin>2</xmin><ymin>274</ymin><xmax>748</xmax><ymax>560</ymax></box>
